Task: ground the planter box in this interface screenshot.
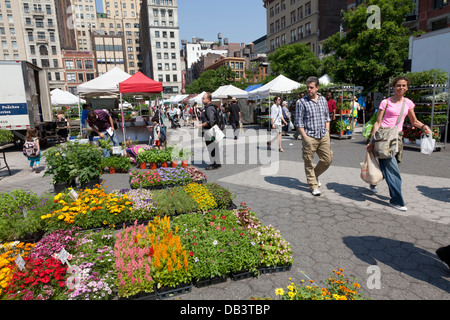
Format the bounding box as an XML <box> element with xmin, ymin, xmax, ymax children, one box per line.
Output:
<box><xmin>231</xmin><ymin>270</ymin><xmax>255</xmax><ymax>281</ymax></box>
<box><xmin>156</xmin><ymin>282</ymin><xmax>193</xmax><ymax>300</ymax></box>
<box><xmin>194</xmin><ymin>275</ymin><xmax>228</xmax><ymax>288</ymax></box>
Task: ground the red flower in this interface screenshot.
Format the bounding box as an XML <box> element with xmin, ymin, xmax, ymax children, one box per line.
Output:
<box><xmin>222</xmin><ymin>215</ymin><xmax>226</xmax><ymax>219</ymax></box>
<box><xmin>189</xmin><ymin>251</ymin><xmax>194</xmax><ymax>256</ymax></box>
<box><xmin>212</xmin><ymin>215</ymin><xmax>216</xmax><ymax>219</ymax></box>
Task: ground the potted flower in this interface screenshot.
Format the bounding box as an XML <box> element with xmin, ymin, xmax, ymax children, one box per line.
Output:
<box><xmin>146</xmin><ymin>150</ymin><xmax>159</xmax><ymax>170</ymax></box>
<box><xmin>159</xmin><ymin>150</ymin><xmax>171</xmax><ymax>168</ymax></box>
<box><xmin>168</xmin><ymin>146</ymin><xmax>181</xmax><ymax>167</ymax></box>
<box><xmin>66</xmin><ymin>142</ymin><xmax>103</xmax><ymax>189</ymax></box>
<box><xmin>116</xmin><ymin>156</ymin><xmax>132</xmax><ymax>173</ymax></box>
<box><xmin>179</xmin><ymin>148</ymin><xmax>193</xmax><ymax>168</ymax></box>
<box><xmin>136</xmin><ymin>152</ymin><xmax>147</xmax><ymax>169</ymax></box>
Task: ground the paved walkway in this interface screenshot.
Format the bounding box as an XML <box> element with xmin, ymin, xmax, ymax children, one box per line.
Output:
<box><xmin>0</xmin><ymin>125</ymin><xmax>449</xmax><ymax>300</ymax></box>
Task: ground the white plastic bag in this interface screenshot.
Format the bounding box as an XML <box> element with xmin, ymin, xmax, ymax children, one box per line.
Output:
<box><xmin>420</xmin><ymin>133</ymin><xmax>435</xmax><ymax>155</ymax></box>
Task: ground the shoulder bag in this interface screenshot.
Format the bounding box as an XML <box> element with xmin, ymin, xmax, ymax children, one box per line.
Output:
<box><xmin>373</xmin><ymin>98</ymin><xmax>406</xmax><ymax>159</ymax></box>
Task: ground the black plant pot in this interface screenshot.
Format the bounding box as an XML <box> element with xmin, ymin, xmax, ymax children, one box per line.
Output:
<box><xmin>54</xmin><ymin>180</ymin><xmax>76</xmax><ymax>194</ymax></box>
<box><xmin>80</xmin><ymin>177</ymin><xmax>101</xmax><ymax>190</ymax></box>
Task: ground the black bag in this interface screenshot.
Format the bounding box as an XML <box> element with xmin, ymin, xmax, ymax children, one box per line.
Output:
<box><xmin>214</xmin><ymin>106</ymin><xmax>225</xmax><ymax>131</ymax></box>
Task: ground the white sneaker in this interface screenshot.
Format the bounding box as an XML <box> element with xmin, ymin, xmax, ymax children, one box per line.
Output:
<box><xmin>311</xmin><ymin>188</ymin><xmax>321</xmax><ymax>196</ymax></box>
<box><xmin>390</xmin><ymin>203</ymin><xmax>407</xmax><ymax>211</ymax></box>
<box><xmin>369</xmin><ymin>185</ymin><xmax>377</xmax><ymax>193</ymax></box>
<box><xmin>317</xmin><ymin>180</ymin><xmax>322</xmax><ymax>187</ymax></box>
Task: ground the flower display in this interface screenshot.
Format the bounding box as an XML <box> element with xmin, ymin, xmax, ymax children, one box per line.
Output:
<box><xmin>129</xmin><ymin>167</ymin><xmax>193</xmax><ymax>189</ymax></box>
<box><xmin>114</xmin><ymin>189</ymin><xmax>157</xmax><ymax>220</ymax></box>
<box><xmin>4</xmin><ymin>256</ymin><xmax>68</xmax><ymax>300</ymax></box>
<box><xmin>275</xmin><ymin>269</ymin><xmax>367</xmax><ymax>300</ymax></box>
<box><xmin>183</xmin><ymin>183</ymin><xmax>217</xmax><ymax>212</ymax></box>
<box><xmin>0</xmin><ymin>241</ymin><xmax>35</xmax><ymax>295</ymax></box>
<box><xmin>172</xmin><ymin>211</ymin><xmax>260</xmax><ymax>281</ymax></box>
<box><xmin>65</xmin><ymin>230</ymin><xmax>116</xmax><ymax>300</ymax></box>
<box><xmin>41</xmin><ymin>185</ymin><xmax>134</xmax><ymax>231</ymax></box>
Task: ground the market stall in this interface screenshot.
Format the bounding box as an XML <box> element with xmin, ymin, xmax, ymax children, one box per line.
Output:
<box><xmin>118</xmin><ymin>71</ymin><xmax>163</xmax><ymax>142</ymax></box>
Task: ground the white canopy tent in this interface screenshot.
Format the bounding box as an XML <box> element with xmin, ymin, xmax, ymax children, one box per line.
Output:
<box><xmin>77</xmin><ymin>67</ymin><xmax>131</xmax><ymax>97</ymax></box>
<box><xmin>212</xmin><ymin>85</ymin><xmax>249</xmax><ymax>99</ymax></box>
<box><xmin>248</xmin><ymin>74</ymin><xmax>303</xmax><ymax>99</ymax></box>
<box><xmin>51</xmin><ymin>89</ymin><xmax>85</xmax><ymax>106</ymax></box>
<box><xmin>76</xmin><ymin>67</ymin><xmax>132</xmax><ymax>140</ymax></box>
<box><xmin>189</xmin><ymin>91</ymin><xmax>206</xmax><ymax>105</ymax></box>
<box><xmin>169</xmin><ymin>94</ymin><xmax>189</xmax><ymax>104</ymax></box>
<box><xmin>319</xmin><ymin>74</ymin><xmax>334</xmax><ymax>86</ymax></box>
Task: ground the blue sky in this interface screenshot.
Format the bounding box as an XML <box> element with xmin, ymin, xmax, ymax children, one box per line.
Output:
<box><xmin>96</xmin><ymin>0</ymin><xmax>267</xmax><ymax>44</ymax></box>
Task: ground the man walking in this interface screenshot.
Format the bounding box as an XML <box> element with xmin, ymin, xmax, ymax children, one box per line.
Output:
<box><xmin>196</xmin><ymin>92</ymin><xmax>221</xmax><ymax>170</ymax></box>
<box><xmin>295</xmin><ymin>77</ymin><xmax>333</xmax><ymax>196</ymax></box>
<box><xmin>227</xmin><ymin>97</ymin><xmax>241</xmax><ymax>140</ymax></box>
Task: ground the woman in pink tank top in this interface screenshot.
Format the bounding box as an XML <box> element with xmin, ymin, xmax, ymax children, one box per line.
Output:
<box><xmin>365</xmin><ymin>77</ymin><xmax>431</xmax><ymax>212</ymax></box>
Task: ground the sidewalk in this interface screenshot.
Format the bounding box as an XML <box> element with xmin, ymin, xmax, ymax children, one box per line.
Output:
<box><xmin>0</xmin><ymin>127</ymin><xmax>449</xmax><ymax>300</ymax></box>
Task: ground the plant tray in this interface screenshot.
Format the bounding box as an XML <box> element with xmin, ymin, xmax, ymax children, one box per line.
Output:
<box><xmin>195</xmin><ymin>275</ymin><xmax>228</xmax><ymax>288</ymax></box>
<box><xmin>258</xmin><ymin>264</ymin><xmax>292</xmax><ymax>275</ymax></box>
<box><xmin>119</xmin><ymin>291</ymin><xmax>157</xmax><ymax>300</ymax></box>
<box><xmin>231</xmin><ymin>270</ymin><xmax>255</xmax><ymax>281</ymax></box>
<box><xmin>156</xmin><ymin>282</ymin><xmax>193</xmax><ymax>300</ymax></box>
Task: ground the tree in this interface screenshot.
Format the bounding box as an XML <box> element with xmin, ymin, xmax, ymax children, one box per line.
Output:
<box><xmin>322</xmin><ymin>0</ymin><xmax>416</xmax><ymax>92</ymax></box>
<box><xmin>268</xmin><ymin>43</ymin><xmax>321</xmax><ymax>82</ymax></box>
<box><xmin>185</xmin><ymin>66</ymin><xmax>236</xmax><ymax>94</ymax></box>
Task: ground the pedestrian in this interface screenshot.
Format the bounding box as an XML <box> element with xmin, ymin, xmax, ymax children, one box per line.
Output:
<box><xmin>87</xmin><ymin>109</ymin><xmax>119</xmax><ymax>158</ymax></box>
<box><xmin>365</xmin><ymin>76</ymin><xmax>431</xmax><ymax>211</ymax></box>
<box><xmin>326</xmin><ymin>92</ymin><xmax>337</xmax><ymax>122</ymax></box>
<box><xmin>23</xmin><ymin>128</ymin><xmax>41</xmax><ymax>174</ymax></box>
<box><xmin>196</xmin><ymin>92</ymin><xmax>221</xmax><ymax>170</ymax></box>
<box><xmin>56</xmin><ymin>108</ymin><xmax>69</xmax><ymax>144</ymax></box>
<box><xmin>293</xmin><ymin>94</ymin><xmax>303</xmax><ymax>140</ymax></box>
<box><xmin>351</xmin><ymin>96</ymin><xmax>361</xmax><ymax>128</ymax></box>
<box><xmin>80</xmin><ymin>104</ymin><xmax>92</xmax><ymax>138</ymax></box>
<box><xmin>123</xmin><ymin>139</ymin><xmax>144</xmax><ymax>163</ymax></box>
<box><xmin>228</xmin><ymin>97</ymin><xmax>241</xmax><ymax>140</ymax></box>
<box><xmin>267</xmin><ymin>96</ymin><xmax>287</xmax><ymax>152</ymax></box>
<box><xmin>295</xmin><ymin>76</ymin><xmax>333</xmax><ymax>196</ymax></box>
<box><xmin>281</xmin><ymin>101</ymin><xmax>291</xmax><ymax>136</ymax></box>
<box><xmin>151</xmin><ymin>116</ymin><xmax>164</xmax><ymax>150</ymax></box>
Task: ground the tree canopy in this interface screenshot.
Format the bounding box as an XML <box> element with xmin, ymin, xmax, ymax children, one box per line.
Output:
<box><xmin>268</xmin><ymin>43</ymin><xmax>321</xmax><ymax>82</ymax></box>
<box><xmin>322</xmin><ymin>0</ymin><xmax>416</xmax><ymax>92</ymax></box>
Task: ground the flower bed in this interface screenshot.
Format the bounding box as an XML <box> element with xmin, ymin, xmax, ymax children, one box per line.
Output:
<box><xmin>129</xmin><ymin>166</ymin><xmax>205</xmax><ymax>189</ymax></box>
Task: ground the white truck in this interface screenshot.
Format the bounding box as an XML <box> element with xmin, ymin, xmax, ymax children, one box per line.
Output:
<box><xmin>0</xmin><ymin>60</ymin><xmax>53</xmax><ymax>143</ymax></box>
<box><xmin>408</xmin><ymin>28</ymin><xmax>450</xmax><ymax>75</ymax></box>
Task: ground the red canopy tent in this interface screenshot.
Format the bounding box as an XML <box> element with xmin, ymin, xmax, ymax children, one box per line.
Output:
<box><xmin>119</xmin><ymin>71</ymin><xmax>163</xmax><ymax>94</ymax></box>
<box><xmin>118</xmin><ymin>72</ymin><xmax>163</xmax><ymax>140</ymax></box>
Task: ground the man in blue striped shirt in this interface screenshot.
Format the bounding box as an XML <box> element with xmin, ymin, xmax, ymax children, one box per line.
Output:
<box><xmin>295</xmin><ymin>77</ymin><xmax>333</xmax><ymax>196</ymax></box>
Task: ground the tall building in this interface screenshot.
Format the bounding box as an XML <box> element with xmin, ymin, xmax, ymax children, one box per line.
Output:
<box><xmin>140</xmin><ymin>0</ymin><xmax>182</xmax><ymax>98</ymax></box>
<box><xmin>263</xmin><ymin>0</ymin><xmax>346</xmax><ymax>58</ymax></box>
<box><xmin>1</xmin><ymin>0</ymin><xmax>66</xmax><ymax>89</ymax></box>
<box><xmin>97</xmin><ymin>0</ymin><xmax>143</xmax><ymax>75</ymax></box>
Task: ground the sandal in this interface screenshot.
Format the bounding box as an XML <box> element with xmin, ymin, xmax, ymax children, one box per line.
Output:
<box><xmin>279</xmin><ymin>148</ymin><xmax>285</xmax><ymax>152</ymax></box>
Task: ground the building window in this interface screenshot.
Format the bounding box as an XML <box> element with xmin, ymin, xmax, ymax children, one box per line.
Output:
<box><xmin>85</xmin><ymin>60</ymin><xmax>94</xmax><ymax>69</ymax></box>
<box><xmin>66</xmin><ymin>60</ymin><xmax>75</xmax><ymax>69</ymax></box>
<box><xmin>305</xmin><ymin>2</ymin><xmax>311</xmax><ymax>16</ymax></box>
<box><xmin>431</xmin><ymin>18</ymin><xmax>447</xmax><ymax>30</ymax></box>
<box><xmin>305</xmin><ymin>22</ymin><xmax>311</xmax><ymax>37</ymax></box>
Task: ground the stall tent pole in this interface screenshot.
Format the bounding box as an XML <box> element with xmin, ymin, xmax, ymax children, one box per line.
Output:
<box><xmin>120</xmin><ymin>93</ymin><xmax>126</xmax><ymax>143</ymax></box>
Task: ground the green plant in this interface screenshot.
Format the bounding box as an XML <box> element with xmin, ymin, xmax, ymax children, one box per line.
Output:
<box><xmin>43</xmin><ymin>145</ymin><xmax>77</xmax><ymax>184</ymax></box>
<box><xmin>0</xmin><ymin>130</ymin><xmax>14</xmax><ymax>144</ymax></box>
<box><xmin>67</xmin><ymin>142</ymin><xmax>103</xmax><ymax>184</ymax></box>
<box><xmin>179</xmin><ymin>148</ymin><xmax>193</xmax><ymax>160</ymax></box>
<box><xmin>115</xmin><ymin>156</ymin><xmax>132</xmax><ymax>172</ymax></box>
<box><xmin>98</xmin><ymin>138</ymin><xmax>112</xmax><ymax>152</ymax></box>
<box><xmin>205</xmin><ymin>183</ymin><xmax>235</xmax><ymax>209</ymax></box>
<box><xmin>152</xmin><ymin>186</ymin><xmax>199</xmax><ymax>216</ymax></box>
<box><xmin>275</xmin><ymin>268</ymin><xmax>368</xmax><ymax>300</ymax></box>
<box><xmin>159</xmin><ymin>150</ymin><xmax>171</xmax><ymax>163</ymax></box>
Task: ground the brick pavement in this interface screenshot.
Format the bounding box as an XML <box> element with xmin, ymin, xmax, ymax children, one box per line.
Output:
<box><xmin>0</xmin><ymin>125</ymin><xmax>449</xmax><ymax>300</ymax></box>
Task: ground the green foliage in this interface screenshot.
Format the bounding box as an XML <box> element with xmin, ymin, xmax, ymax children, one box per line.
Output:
<box><xmin>268</xmin><ymin>43</ymin><xmax>321</xmax><ymax>81</ymax></box>
<box><xmin>0</xmin><ymin>190</ymin><xmax>56</xmax><ymax>242</ymax></box>
<box><xmin>0</xmin><ymin>130</ymin><xmax>14</xmax><ymax>144</ymax></box>
<box><xmin>185</xmin><ymin>66</ymin><xmax>236</xmax><ymax>94</ymax></box>
<box><xmin>322</xmin><ymin>0</ymin><xmax>416</xmax><ymax>92</ymax></box>
<box><xmin>403</xmin><ymin>69</ymin><xmax>449</xmax><ymax>87</ymax></box>
<box><xmin>43</xmin><ymin>142</ymin><xmax>103</xmax><ymax>184</ymax></box>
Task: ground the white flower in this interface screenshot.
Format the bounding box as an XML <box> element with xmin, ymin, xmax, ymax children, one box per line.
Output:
<box><xmin>212</xmin><ymin>240</ymin><xmax>218</xmax><ymax>246</ymax></box>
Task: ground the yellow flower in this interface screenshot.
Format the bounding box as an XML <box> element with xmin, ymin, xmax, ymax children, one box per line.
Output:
<box><xmin>275</xmin><ymin>288</ymin><xmax>284</xmax><ymax>296</ymax></box>
<box><xmin>287</xmin><ymin>285</ymin><xmax>294</xmax><ymax>291</ymax></box>
<box><xmin>288</xmin><ymin>291</ymin><xmax>295</xmax><ymax>298</ymax></box>
<box><xmin>58</xmin><ymin>215</ymin><xmax>64</xmax><ymax>220</ymax></box>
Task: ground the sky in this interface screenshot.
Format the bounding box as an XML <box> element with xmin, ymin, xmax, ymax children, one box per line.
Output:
<box><xmin>95</xmin><ymin>0</ymin><xmax>267</xmax><ymax>44</ymax></box>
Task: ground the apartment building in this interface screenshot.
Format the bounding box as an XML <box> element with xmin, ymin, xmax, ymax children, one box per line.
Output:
<box><xmin>91</xmin><ymin>30</ymin><xmax>127</xmax><ymax>75</ymax></box>
<box><xmin>62</xmin><ymin>50</ymin><xmax>97</xmax><ymax>94</ymax></box>
<box><xmin>100</xmin><ymin>0</ymin><xmax>142</xmax><ymax>75</ymax></box>
<box><xmin>140</xmin><ymin>0</ymin><xmax>182</xmax><ymax>98</ymax></box>
<box><xmin>263</xmin><ymin>0</ymin><xmax>346</xmax><ymax>57</ymax></box>
<box><xmin>1</xmin><ymin>0</ymin><xmax>66</xmax><ymax>89</ymax></box>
